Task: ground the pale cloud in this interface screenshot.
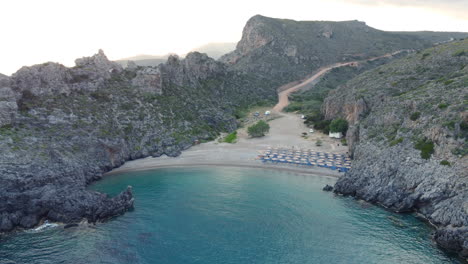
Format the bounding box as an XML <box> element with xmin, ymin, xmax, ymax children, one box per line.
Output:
<box><xmin>337</xmin><ymin>0</ymin><xmax>468</xmax><ymax>20</ymax></box>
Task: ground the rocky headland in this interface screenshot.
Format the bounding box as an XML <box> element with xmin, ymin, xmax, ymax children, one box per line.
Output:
<box><xmin>0</xmin><ymin>49</ymin><xmax>276</xmax><ymax>232</ymax></box>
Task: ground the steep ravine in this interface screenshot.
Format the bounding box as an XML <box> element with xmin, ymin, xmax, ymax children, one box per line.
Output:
<box><xmin>323</xmin><ymin>40</ymin><xmax>468</xmax><ymax>258</ymax></box>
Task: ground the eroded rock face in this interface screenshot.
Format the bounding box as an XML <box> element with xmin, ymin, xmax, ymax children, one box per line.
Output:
<box><xmin>233</xmin><ymin>15</ymin><xmax>274</xmax><ymax>58</ymax></box>
<box><xmin>131</xmin><ymin>67</ymin><xmax>163</xmax><ymax>94</ymax></box>
<box><xmin>0</xmin><ymin>75</ymin><xmax>18</xmax><ymax>126</ymax></box>
<box><xmin>12</xmin><ymin>63</ymin><xmax>73</xmax><ymax>96</ymax></box>
<box><xmin>160</xmin><ymin>52</ymin><xmax>225</xmax><ymax>88</ymax></box>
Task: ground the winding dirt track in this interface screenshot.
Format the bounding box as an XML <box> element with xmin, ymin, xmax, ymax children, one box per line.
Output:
<box><xmin>272</xmin><ymin>50</ymin><xmax>408</xmax><ymax>112</ymax></box>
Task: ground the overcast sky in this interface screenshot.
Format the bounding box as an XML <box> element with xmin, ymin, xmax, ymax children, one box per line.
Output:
<box><xmin>1</xmin><ymin>0</ymin><xmax>467</xmax><ymax>75</ymax></box>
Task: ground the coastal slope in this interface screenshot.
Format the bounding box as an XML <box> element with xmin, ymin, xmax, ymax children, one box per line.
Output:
<box><xmin>0</xmin><ymin>50</ymin><xmax>276</xmax><ymax>231</ymax></box>
<box><xmin>322</xmin><ymin>40</ymin><xmax>468</xmax><ymax>257</ymax></box>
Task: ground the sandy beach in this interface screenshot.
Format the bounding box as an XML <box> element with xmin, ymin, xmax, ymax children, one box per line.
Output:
<box><xmin>108</xmin><ymin>112</ymin><xmax>348</xmax><ymax>178</ymax></box>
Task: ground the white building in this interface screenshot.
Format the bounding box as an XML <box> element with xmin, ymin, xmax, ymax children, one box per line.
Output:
<box><xmin>329</xmin><ymin>132</ymin><xmax>343</xmax><ymax>139</ymax></box>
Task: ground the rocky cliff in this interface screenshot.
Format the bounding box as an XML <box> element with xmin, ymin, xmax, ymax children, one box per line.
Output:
<box><xmin>0</xmin><ymin>50</ymin><xmax>276</xmax><ymax>232</ymax></box>
<box><xmin>221</xmin><ymin>15</ymin><xmax>468</xmax><ymax>89</ymax></box>
<box><xmin>322</xmin><ymin>40</ymin><xmax>468</xmax><ymax>258</ymax></box>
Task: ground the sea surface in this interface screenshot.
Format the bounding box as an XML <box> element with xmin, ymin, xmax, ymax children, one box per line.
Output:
<box><xmin>0</xmin><ymin>167</ymin><xmax>460</xmax><ymax>264</ymax></box>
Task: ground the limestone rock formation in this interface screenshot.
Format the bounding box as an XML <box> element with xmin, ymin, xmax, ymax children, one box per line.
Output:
<box><xmin>11</xmin><ymin>50</ymin><xmax>124</xmax><ymax>97</ymax></box>
<box><xmin>74</xmin><ymin>49</ymin><xmax>123</xmax><ymax>80</ymax></box>
<box><xmin>12</xmin><ymin>62</ymin><xmax>73</xmax><ymax>96</ymax></box>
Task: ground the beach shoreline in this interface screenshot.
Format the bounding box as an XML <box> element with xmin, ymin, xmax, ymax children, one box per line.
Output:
<box><xmin>106</xmin><ymin>160</ymin><xmax>341</xmax><ymax>178</ymax></box>
<box><xmin>106</xmin><ymin>113</ymin><xmax>347</xmax><ymax>179</ymax></box>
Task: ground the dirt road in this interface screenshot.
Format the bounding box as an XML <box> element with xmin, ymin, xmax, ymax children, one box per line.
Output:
<box><xmin>272</xmin><ymin>50</ymin><xmax>408</xmax><ymax>112</ymax></box>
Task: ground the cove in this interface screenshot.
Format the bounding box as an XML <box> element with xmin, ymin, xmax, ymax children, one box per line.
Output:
<box><xmin>0</xmin><ymin>167</ymin><xmax>460</xmax><ymax>264</ymax></box>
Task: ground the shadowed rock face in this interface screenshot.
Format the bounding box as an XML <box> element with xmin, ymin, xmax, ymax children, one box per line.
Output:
<box><xmin>323</xmin><ymin>40</ymin><xmax>468</xmax><ymax>258</ymax></box>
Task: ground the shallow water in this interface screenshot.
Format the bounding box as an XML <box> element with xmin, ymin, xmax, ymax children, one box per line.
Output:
<box><xmin>0</xmin><ymin>167</ymin><xmax>460</xmax><ymax>263</ymax></box>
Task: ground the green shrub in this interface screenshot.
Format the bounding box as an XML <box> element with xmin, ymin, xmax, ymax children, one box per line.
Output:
<box><xmin>438</xmin><ymin>103</ymin><xmax>449</xmax><ymax>109</ymax></box>
<box><xmin>341</xmin><ymin>138</ymin><xmax>347</xmax><ymax>146</ymax></box>
<box><xmin>314</xmin><ymin>120</ymin><xmax>331</xmax><ymax>134</ymax></box>
<box><xmin>303</xmin><ymin>111</ymin><xmax>324</xmax><ymax>126</ymax></box>
<box><xmin>389</xmin><ymin>137</ymin><xmax>403</xmax><ymax>146</ymax></box>
<box><xmin>440</xmin><ymin>160</ymin><xmax>451</xmax><ymax>166</ymax></box>
<box><xmin>443</xmin><ymin>120</ymin><xmax>456</xmax><ymax>129</ymax></box>
<box><xmin>410</xmin><ymin>112</ymin><xmax>421</xmax><ymax>121</ymax></box>
<box><xmin>316</xmin><ymin>139</ymin><xmax>323</xmax><ymax>146</ymax></box>
<box><xmin>223</xmin><ymin>131</ymin><xmax>237</xmax><ymax>143</ymax></box>
<box><xmin>421</xmin><ymin>53</ymin><xmax>430</xmax><ymax>60</ymax></box>
<box><xmin>247</xmin><ymin>120</ymin><xmax>270</xmax><ymax>138</ymax></box>
<box><xmin>284</xmin><ymin>102</ymin><xmax>303</xmax><ymax>112</ymax></box>
<box><xmin>329</xmin><ymin>119</ymin><xmax>348</xmax><ymax>134</ymax></box>
<box><xmin>414</xmin><ymin>138</ymin><xmax>435</xmax><ymax>160</ymax></box>
<box><xmin>453</xmin><ymin>50</ymin><xmax>466</xmax><ymax>57</ymax></box>
<box><xmin>443</xmin><ymin>80</ymin><xmax>454</xmax><ymax>85</ymax></box>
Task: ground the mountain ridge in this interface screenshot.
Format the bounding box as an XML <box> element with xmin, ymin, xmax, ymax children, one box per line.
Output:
<box><xmin>221</xmin><ymin>15</ymin><xmax>468</xmax><ymax>88</ymax></box>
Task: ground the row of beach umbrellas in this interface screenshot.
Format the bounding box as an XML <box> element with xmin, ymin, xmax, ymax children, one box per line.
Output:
<box><xmin>258</xmin><ymin>147</ymin><xmax>352</xmax><ymax>172</ymax></box>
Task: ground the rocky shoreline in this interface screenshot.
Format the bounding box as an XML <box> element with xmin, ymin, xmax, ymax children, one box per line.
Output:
<box><xmin>323</xmin><ymin>40</ymin><xmax>468</xmax><ymax>258</ymax></box>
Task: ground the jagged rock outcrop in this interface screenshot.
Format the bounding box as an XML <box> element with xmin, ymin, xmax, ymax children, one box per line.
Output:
<box><xmin>161</xmin><ymin>52</ymin><xmax>226</xmax><ymax>88</ymax></box>
<box><xmin>131</xmin><ymin>67</ymin><xmax>163</xmax><ymax>94</ymax></box>
<box><xmin>11</xmin><ymin>50</ymin><xmax>123</xmax><ymax>97</ymax></box>
<box><xmin>12</xmin><ymin>62</ymin><xmax>74</xmax><ymax>96</ymax></box>
<box><xmin>74</xmin><ymin>49</ymin><xmax>123</xmax><ymax>79</ymax></box>
<box><xmin>323</xmin><ymin>40</ymin><xmax>468</xmax><ymax>258</ymax></box>
<box><xmin>0</xmin><ymin>49</ymin><xmax>275</xmax><ymax>232</ymax></box>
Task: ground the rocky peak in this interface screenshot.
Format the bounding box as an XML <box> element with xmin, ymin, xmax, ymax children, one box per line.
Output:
<box><xmin>183</xmin><ymin>52</ymin><xmax>224</xmax><ymax>78</ymax></box>
<box><xmin>74</xmin><ymin>49</ymin><xmax>123</xmax><ymax>79</ymax></box>
<box><xmin>160</xmin><ymin>52</ymin><xmax>225</xmax><ymax>88</ymax></box>
<box><xmin>166</xmin><ymin>54</ymin><xmax>181</xmax><ymax>66</ymax></box>
<box><xmin>220</xmin><ymin>15</ymin><xmax>276</xmax><ymax>64</ymax></box>
<box><xmin>126</xmin><ymin>60</ymin><xmax>138</xmax><ymax>70</ymax></box>
<box><xmin>12</xmin><ymin>62</ymin><xmax>73</xmax><ymax>96</ymax></box>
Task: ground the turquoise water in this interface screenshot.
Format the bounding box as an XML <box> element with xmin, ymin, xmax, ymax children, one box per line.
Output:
<box><xmin>0</xmin><ymin>167</ymin><xmax>460</xmax><ymax>264</ymax></box>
